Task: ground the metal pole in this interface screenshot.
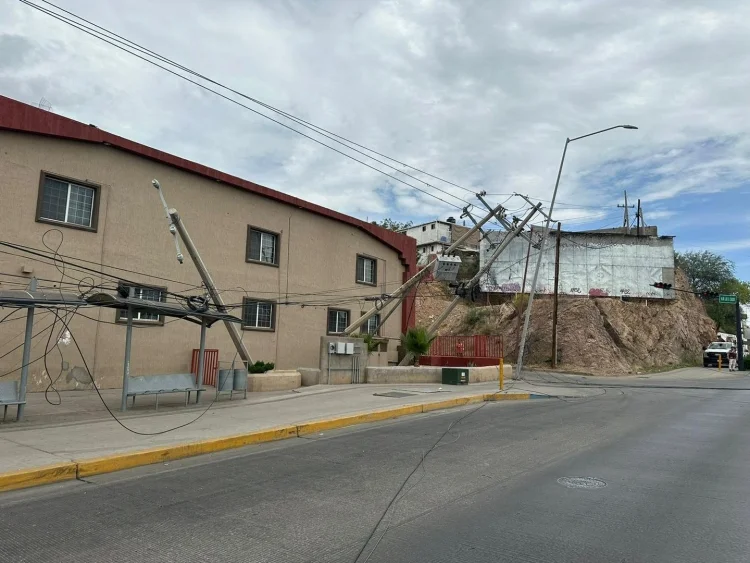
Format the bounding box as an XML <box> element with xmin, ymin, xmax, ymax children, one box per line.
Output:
<box><xmin>344</xmin><ymin>200</ymin><xmax>508</xmax><ymax>335</ymax></box>
<box><xmin>551</xmin><ymin>222</ymin><xmax>562</xmax><ymax>368</ymax></box>
<box><xmin>16</xmin><ymin>278</ymin><xmax>38</xmax><ymax>420</ymax></box>
<box><xmin>121</xmin><ymin>286</ymin><xmax>135</xmax><ymax>412</ymax></box>
<box><xmin>514</xmin><ymin>124</ymin><xmax>638</xmax><ymax>379</ymax></box>
<box><xmin>196</xmin><ymin>318</ymin><xmax>207</xmax><ymax>401</ymax></box>
<box><xmin>736</xmin><ymin>300</ymin><xmax>745</xmax><ymax>372</ymax></box>
<box><xmin>169</xmin><ymin>209</ymin><xmax>252</xmax><ymax>365</ymax></box>
<box><xmin>515</xmin><ymin>139</ymin><xmax>569</xmax><ymax>379</ymax></box>
<box><xmin>399</xmin><ymin>204</ymin><xmax>540</xmax><ymax>366</ymax></box>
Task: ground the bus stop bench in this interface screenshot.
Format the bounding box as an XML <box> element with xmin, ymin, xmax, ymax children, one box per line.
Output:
<box><xmin>0</xmin><ymin>381</ymin><xmax>23</xmax><ymax>421</ymax></box>
<box><xmin>126</xmin><ymin>374</ymin><xmax>204</xmax><ymax>410</ymax></box>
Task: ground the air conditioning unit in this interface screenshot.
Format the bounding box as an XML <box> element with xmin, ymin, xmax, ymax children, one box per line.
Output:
<box><xmin>433</xmin><ymin>255</ymin><xmax>462</xmax><ymax>282</ymax></box>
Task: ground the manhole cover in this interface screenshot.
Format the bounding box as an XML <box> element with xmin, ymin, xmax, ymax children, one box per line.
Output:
<box><xmin>557</xmin><ymin>477</ymin><xmax>607</xmax><ymax>490</ymax></box>
<box><xmin>373</xmin><ymin>391</ymin><xmax>416</xmax><ymax>398</ymax></box>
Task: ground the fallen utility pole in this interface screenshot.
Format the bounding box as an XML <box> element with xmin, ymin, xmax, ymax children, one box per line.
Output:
<box><xmin>152</xmin><ymin>179</ymin><xmax>252</xmax><ymax>365</ymax></box>
<box><xmin>476</xmin><ymin>192</ymin><xmax>533</xmax><ymax>246</ymax></box>
<box><xmin>343</xmin><ymin>200</ymin><xmax>508</xmax><ymax>335</ymax></box>
<box><xmin>398</xmin><ymin>203</ymin><xmax>541</xmax><ymax>366</ymax></box>
<box><xmin>168</xmin><ymin>208</ymin><xmax>253</xmax><ymax>365</ymax></box>
<box><xmin>551</xmin><ymin>222</ymin><xmax>562</xmax><ymax>368</ymax></box>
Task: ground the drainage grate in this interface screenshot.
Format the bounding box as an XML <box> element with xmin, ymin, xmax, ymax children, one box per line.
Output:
<box><xmin>557</xmin><ymin>476</ymin><xmax>607</xmax><ymax>490</ymax></box>
<box><xmin>373</xmin><ymin>391</ymin><xmax>417</xmax><ymax>398</ymax></box>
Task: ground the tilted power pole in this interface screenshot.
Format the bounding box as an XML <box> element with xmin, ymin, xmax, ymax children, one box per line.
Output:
<box><xmin>152</xmin><ymin>179</ymin><xmax>252</xmax><ymax>365</ymax></box>
<box><xmin>398</xmin><ymin>203</ymin><xmax>541</xmax><ymax>366</ymax></box>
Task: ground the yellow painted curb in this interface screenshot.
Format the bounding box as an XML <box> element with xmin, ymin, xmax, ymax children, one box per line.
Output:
<box><xmin>77</xmin><ymin>425</ymin><xmax>298</xmax><ymax>478</ymax></box>
<box><xmin>422</xmin><ymin>394</ymin><xmax>486</xmax><ymax>413</ymax></box>
<box><xmin>0</xmin><ymin>462</ymin><xmax>77</xmax><ymax>492</ymax></box>
<box><xmin>484</xmin><ymin>392</ymin><xmax>530</xmax><ymax>401</ymax></box>
<box><xmin>4</xmin><ymin>391</ymin><xmax>539</xmax><ymax>491</ymax></box>
<box><xmin>297</xmin><ymin>404</ymin><xmax>424</xmax><ymax>436</ymax></box>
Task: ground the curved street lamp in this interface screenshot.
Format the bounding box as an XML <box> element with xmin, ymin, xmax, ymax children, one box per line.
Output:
<box><xmin>514</xmin><ymin>125</ymin><xmax>639</xmax><ymax>379</ymax></box>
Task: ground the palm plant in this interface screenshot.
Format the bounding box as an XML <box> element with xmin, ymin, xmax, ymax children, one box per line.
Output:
<box><xmin>401</xmin><ymin>326</ymin><xmax>436</xmax><ymax>366</ymax></box>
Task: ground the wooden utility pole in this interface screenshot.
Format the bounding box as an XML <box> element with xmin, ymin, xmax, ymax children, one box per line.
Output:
<box><xmin>551</xmin><ymin>222</ymin><xmax>562</xmax><ymax>368</ymax></box>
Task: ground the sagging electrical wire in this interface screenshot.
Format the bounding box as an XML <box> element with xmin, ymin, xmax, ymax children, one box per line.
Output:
<box><xmin>45</xmin><ymin>307</ymin><xmax>224</xmax><ymax>435</ymax></box>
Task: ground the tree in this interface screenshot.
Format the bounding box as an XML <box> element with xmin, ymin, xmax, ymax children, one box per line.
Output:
<box><xmin>676</xmin><ymin>250</ymin><xmax>749</xmax><ymax>332</ymax></box>
<box><xmin>675</xmin><ymin>251</ymin><xmax>735</xmax><ymax>293</ymax></box>
<box><xmin>704</xmin><ymin>279</ymin><xmax>750</xmax><ymax>332</ymax></box>
<box><xmin>373</xmin><ymin>218</ymin><xmax>413</xmax><ymax>232</ymax></box>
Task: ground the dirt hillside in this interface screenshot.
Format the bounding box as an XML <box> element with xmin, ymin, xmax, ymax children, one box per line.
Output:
<box><xmin>415</xmin><ymin>270</ymin><xmax>716</xmax><ymax>375</ymax></box>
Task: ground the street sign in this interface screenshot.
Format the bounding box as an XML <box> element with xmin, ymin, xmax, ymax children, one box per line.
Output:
<box><xmin>719</xmin><ymin>294</ymin><xmax>737</xmax><ymax>304</ymax></box>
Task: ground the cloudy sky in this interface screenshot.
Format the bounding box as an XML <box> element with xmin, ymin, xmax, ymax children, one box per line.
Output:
<box><xmin>2</xmin><ymin>0</ymin><xmax>749</xmax><ymax>279</ymax></box>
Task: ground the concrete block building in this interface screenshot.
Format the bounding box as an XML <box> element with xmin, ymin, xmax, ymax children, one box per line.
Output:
<box><xmin>0</xmin><ymin>96</ymin><xmax>415</xmax><ymax>390</ymax></box>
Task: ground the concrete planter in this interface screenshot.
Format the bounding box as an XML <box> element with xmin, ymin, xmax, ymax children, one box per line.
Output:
<box><xmin>246</xmin><ymin>370</ymin><xmax>301</xmax><ymax>392</ymax></box>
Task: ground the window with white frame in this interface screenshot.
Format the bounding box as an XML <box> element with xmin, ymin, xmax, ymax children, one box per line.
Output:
<box><xmin>356</xmin><ymin>255</ymin><xmax>377</xmax><ymax>285</ymax></box>
<box><xmin>327</xmin><ymin>309</ymin><xmax>349</xmax><ymax>334</ymax></box>
<box><xmin>242</xmin><ymin>299</ymin><xmax>275</xmax><ymax>330</ymax></box>
<box><xmin>364</xmin><ymin>314</ymin><xmax>380</xmax><ymax>335</ymax></box>
<box><xmin>117</xmin><ymin>285</ymin><xmax>165</xmax><ymax>324</ymax></box>
<box><xmin>246</xmin><ymin>227</ymin><xmax>279</xmax><ymax>265</ymax></box>
<box><xmin>37</xmin><ymin>174</ymin><xmax>98</xmax><ymax>230</ymax></box>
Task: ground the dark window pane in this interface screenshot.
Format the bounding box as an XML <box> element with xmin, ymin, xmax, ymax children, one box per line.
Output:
<box><xmin>40</xmin><ymin>177</ymin><xmax>68</xmax><ymax>222</ymax></box>
<box><xmin>356</xmin><ymin>256</ymin><xmax>364</xmax><ymax>282</ymax></box>
<box><xmin>328</xmin><ymin>310</ymin><xmax>337</xmax><ymax>333</ymax></box>
<box><xmin>248</xmin><ymin>230</ymin><xmax>262</xmax><ymax>261</ymax></box>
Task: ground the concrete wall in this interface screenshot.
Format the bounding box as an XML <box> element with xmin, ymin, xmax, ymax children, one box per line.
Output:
<box><xmin>0</xmin><ymin>132</ymin><xmax>406</xmax><ymax>390</ymax></box>
<box><xmin>318</xmin><ymin>336</ymin><xmax>369</xmax><ymax>384</ymax></box>
<box><xmin>481</xmin><ymin>229</ymin><xmax>676</xmax><ymax>299</ymax></box>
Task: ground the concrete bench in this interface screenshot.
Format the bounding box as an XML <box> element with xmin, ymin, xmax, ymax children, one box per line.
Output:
<box><xmin>126</xmin><ymin>374</ymin><xmax>204</xmax><ymax>410</ymax></box>
<box><xmin>0</xmin><ymin>381</ymin><xmax>23</xmax><ymax>421</ymax></box>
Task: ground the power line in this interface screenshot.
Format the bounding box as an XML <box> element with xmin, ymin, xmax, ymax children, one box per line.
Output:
<box><xmin>32</xmin><ymin>0</ymin><xmax>479</xmax><ymax>196</ymax></box>
<box><xmin>20</xmin><ymin>0</ymin><xmax>472</xmax><ymax>212</ymax></box>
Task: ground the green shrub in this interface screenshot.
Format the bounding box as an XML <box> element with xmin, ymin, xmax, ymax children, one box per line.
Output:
<box><xmin>464</xmin><ymin>307</ymin><xmax>488</xmax><ymax>328</ymax></box>
<box><xmin>401</xmin><ymin>326</ymin><xmax>436</xmax><ymax>364</ymax></box>
<box><xmin>356</xmin><ymin>332</ymin><xmax>379</xmax><ymax>354</ymax></box>
<box><xmin>249</xmin><ymin>361</ymin><xmax>275</xmax><ymax>374</ymax></box>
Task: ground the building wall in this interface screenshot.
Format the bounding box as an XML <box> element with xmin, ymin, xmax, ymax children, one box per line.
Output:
<box><xmin>402</xmin><ymin>222</ymin><xmax>452</xmax><ymax>246</ymax></box>
<box><xmin>0</xmin><ymin>131</ymin><xmax>407</xmax><ymax>390</ymax></box>
<box><xmin>480</xmin><ymin>230</ymin><xmax>676</xmax><ymax>299</ymax></box>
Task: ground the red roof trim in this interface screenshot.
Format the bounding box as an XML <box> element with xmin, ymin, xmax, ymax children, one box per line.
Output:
<box><xmin>0</xmin><ymin>95</ymin><xmax>416</xmax><ymax>331</ymax></box>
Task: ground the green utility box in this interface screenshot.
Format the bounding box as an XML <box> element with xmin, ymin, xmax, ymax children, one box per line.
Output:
<box><xmin>441</xmin><ymin>368</ymin><xmax>469</xmax><ymax>385</ymax></box>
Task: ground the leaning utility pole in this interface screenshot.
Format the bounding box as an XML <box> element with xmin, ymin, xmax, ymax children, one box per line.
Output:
<box><xmin>398</xmin><ymin>203</ymin><xmax>541</xmax><ymax>366</ymax></box>
<box><xmin>551</xmin><ymin>222</ymin><xmax>562</xmax><ymax>368</ymax></box>
<box><xmin>343</xmin><ymin>200</ymin><xmax>508</xmax><ymax>336</ymax></box>
<box><xmin>152</xmin><ymin>179</ymin><xmax>252</xmax><ymax>365</ymax></box>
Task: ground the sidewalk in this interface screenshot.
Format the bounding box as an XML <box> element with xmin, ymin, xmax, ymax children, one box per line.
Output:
<box><xmin>0</xmin><ymin>379</ymin><xmax>587</xmax><ymax>489</ymax></box>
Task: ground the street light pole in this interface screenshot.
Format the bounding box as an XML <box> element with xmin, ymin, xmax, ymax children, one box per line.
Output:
<box><xmin>514</xmin><ymin>125</ymin><xmax>637</xmax><ymax>379</ymax></box>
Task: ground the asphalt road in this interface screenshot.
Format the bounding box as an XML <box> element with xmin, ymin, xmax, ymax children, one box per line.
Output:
<box><xmin>2</xmin><ymin>382</ymin><xmax>750</xmax><ymax>562</ymax></box>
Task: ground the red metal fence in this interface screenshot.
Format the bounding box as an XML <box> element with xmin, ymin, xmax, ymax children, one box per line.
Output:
<box><xmin>191</xmin><ymin>349</ymin><xmax>219</xmax><ymax>386</ymax></box>
<box><xmin>429</xmin><ymin>335</ymin><xmax>503</xmax><ymax>358</ymax></box>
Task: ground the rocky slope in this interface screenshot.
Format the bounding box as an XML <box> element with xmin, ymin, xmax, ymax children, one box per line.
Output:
<box><xmin>415</xmin><ymin>270</ymin><xmax>716</xmax><ymax>375</ymax></box>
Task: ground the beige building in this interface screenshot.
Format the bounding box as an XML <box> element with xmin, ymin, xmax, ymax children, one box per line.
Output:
<box><xmin>0</xmin><ymin>95</ymin><xmax>416</xmax><ymax>390</ymax></box>
<box><xmin>399</xmin><ymin>219</ymin><xmax>481</xmax><ymax>257</ymax></box>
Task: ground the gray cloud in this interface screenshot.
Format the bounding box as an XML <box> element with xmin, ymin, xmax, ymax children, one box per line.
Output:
<box><xmin>1</xmin><ymin>0</ymin><xmax>749</xmax><ymax>223</ymax></box>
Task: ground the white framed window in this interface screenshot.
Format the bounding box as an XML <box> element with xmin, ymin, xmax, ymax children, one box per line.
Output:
<box><xmin>117</xmin><ymin>285</ymin><xmax>166</xmax><ymax>324</ymax></box>
<box><xmin>247</xmin><ymin>227</ymin><xmax>279</xmax><ymax>265</ymax></box>
<box><xmin>364</xmin><ymin>314</ymin><xmax>381</xmax><ymax>335</ymax></box>
<box><xmin>37</xmin><ymin>174</ymin><xmax>98</xmax><ymax>230</ymax></box>
<box><xmin>356</xmin><ymin>255</ymin><xmax>377</xmax><ymax>285</ymax></box>
<box><xmin>328</xmin><ymin>309</ymin><xmax>350</xmax><ymax>334</ymax></box>
<box><xmin>242</xmin><ymin>299</ymin><xmax>276</xmax><ymax>330</ymax></box>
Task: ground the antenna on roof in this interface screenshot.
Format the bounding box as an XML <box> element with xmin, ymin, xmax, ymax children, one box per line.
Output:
<box><xmin>38</xmin><ymin>97</ymin><xmax>52</xmax><ymax>112</ymax></box>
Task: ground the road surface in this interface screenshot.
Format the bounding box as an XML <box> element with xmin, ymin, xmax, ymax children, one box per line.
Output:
<box><xmin>2</xmin><ymin>381</ymin><xmax>750</xmax><ymax>562</ymax></box>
